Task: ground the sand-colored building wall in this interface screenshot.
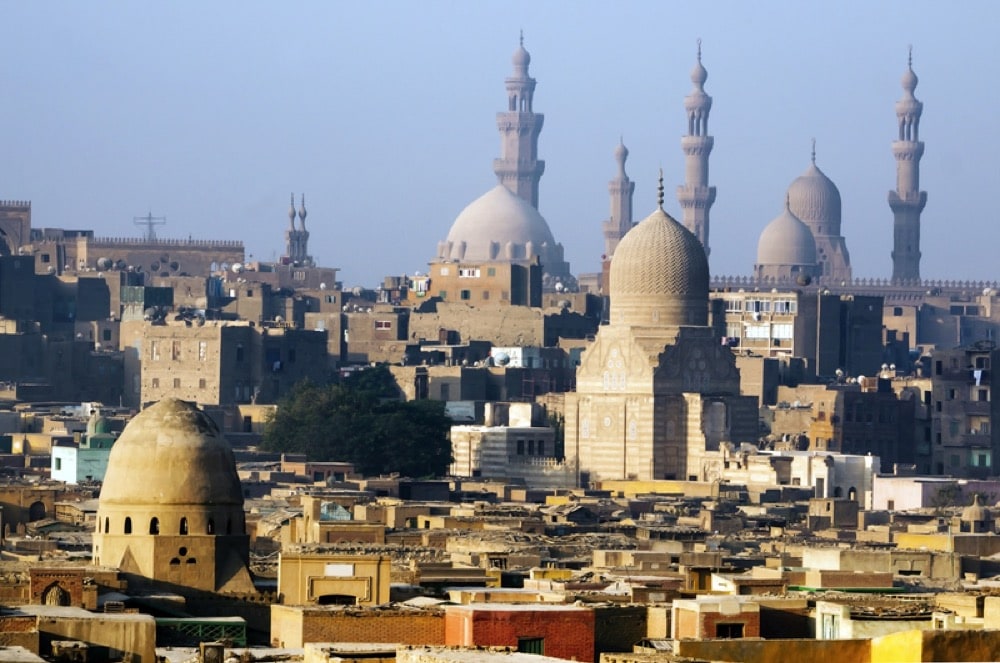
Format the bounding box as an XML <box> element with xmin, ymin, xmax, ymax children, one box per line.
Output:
<box><xmin>25</xmin><ymin>608</ymin><xmax>156</xmax><ymax>663</ymax></box>
<box><xmin>871</xmin><ymin>628</ymin><xmax>1000</xmax><ymax>662</ymax></box>
<box><xmin>277</xmin><ymin>552</ymin><xmax>391</xmax><ymax>606</ymax></box>
<box><xmin>672</xmin><ymin>638</ymin><xmax>871</xmax><ymax>663</ymax></box>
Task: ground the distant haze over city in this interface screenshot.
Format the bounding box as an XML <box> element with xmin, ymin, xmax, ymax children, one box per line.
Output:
<box><xmin>1</xmin><ymin>1</ymin><xmax>997</xmax><ymax>288</ymax></box>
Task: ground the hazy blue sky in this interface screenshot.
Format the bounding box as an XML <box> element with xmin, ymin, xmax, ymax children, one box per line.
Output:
<box><xmin>1</xmin><ymin>2</ymin><xmax>997</xmax><ymax>288</ymax></box>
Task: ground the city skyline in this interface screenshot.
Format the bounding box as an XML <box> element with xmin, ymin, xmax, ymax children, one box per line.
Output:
<box><xmin>1</xmin><ymin>1</ymin><xmax>997</xmax><ymax>287</ymax></box>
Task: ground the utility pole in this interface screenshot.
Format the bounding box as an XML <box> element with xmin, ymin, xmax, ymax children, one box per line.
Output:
<box><xmin>133</xmin><ymin>211</ymin><xmax>166</xmax><ymax>241</ymax></box>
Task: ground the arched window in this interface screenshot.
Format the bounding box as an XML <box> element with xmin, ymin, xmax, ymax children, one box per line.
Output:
<box><xmin>104</xmin><ymin>517</ymin><xmax>109</xmax><ymax>534</ymax></box>
<box><xmin>124</xmin><ymin>517</ymin><xmax>132</xmax><ymax>534</ymax></box>
<box><xmin>207</xmin><ymin>518</ymin><xmax>215</xmax><ymax>534</ymax></box>
<box><xmin>149</xmin><ymin>517</ymin><xmax>159</xmax><ymax>535</ymax></box>
<box><xmin>179</xmin><ymin>517</ymin><xmax>188</xmax><ymax>535</ymax></box>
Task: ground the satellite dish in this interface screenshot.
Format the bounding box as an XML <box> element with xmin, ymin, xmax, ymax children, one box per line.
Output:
<box><xmin>319</xmin><ymin>282</ymin><xmax>327</xmax><ymax>290</ymax></box>
<box><xmin>231</xmin><ymin>263</ymin><xmax>243</xmax><ymax>273</ymax></box>
<box><xmin>494</xmin><ymin>352</ymin><xmax>510</xmax><ymax>366</ymax></box>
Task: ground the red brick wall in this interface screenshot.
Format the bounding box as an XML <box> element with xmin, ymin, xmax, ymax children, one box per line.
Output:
<box><xmin>445</xmin><ymin>608</ymin><xmax>596</xmax><ymax>663</ymax></box>
<box><xmin>700</xmin><ymin>610</ymin><xmax>761</xmax><ymax>639</ymax></box>
<box><xmin>301</xmin><ymin>611</ymin><xmax>445</xmax><ymax>646</ymax></box>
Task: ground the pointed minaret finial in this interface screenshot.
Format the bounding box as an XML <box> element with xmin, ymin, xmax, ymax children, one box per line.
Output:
<box><xmin>520</xmin><ymin>29</ymin><xmax>524</xmax><ymax>48</ymax></box>
<box><xmin>288</xmin><ymin>193</ymin><xmax>296</xmax><ymax>228</ymax></box>
<box><xmin>785</xmin><ymin>192</ymin><xmax>791</xmax><ymax>210</ymax></box>
<box><xmin>908</xmin><ymin>44</ymin><xmax>913</xmax><ymax>68</ymax></box>
<box><xmin>811</xmin><ymin>138</ymin><xmax>816</xmax><ymax>164</ymax></box>
<box><xmin>697</xmin><ymin>38</ymin><xmax>702</xmax><ymax>63</ymax></box>
<box><xmin>298</xmin><ymin>193</ymin><xmax>307</xmax><ymax>227</ymax></box>
<box><xmin>657</xmin><ymin>168</ymin><xmax>664</xmax><ymax>209</ymax></box>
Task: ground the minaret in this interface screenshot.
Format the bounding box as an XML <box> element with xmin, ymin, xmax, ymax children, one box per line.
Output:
<box><xmin>600</xmin><ymin>139</ymin><xmax>635</xmax><ymax>294</ymax></box>
<box><xmin>493</xmin><ymin>32</ymin><xmax>545</xmax><ymax>209</ymax></box>
<box><xmin>284</xmin><ymin>193</ymin><xmax>311</xmax><ymax>264</ymax></box>
<box><xmin>297</xmin><ymin>194</ymin><xmax>311</xmax><ymax>265</ymax></box>
<box><xmin>889</xmin><ymin>47</ymin><xmax>926</xmax><ymax>283</ymax></box>
<box><xmin>676</xmin><ymin>39</ymin><xmax>716</xmax><ymax>257</ymax></box>
<box><xmin>284</xmin><ymin>193</ymin><xmax>298</xmax><ymax>261</ymax></box>
<box><xmin>603</xmin><ymin>138</ymin><xmax>635</xmax><ymax>259</ymax></box>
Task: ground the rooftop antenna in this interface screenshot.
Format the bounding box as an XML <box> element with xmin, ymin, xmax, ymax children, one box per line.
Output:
<box><xmin>134</xmin><ymin>211</ymin><xmax>166</xmax><ymax>241</ymax></box>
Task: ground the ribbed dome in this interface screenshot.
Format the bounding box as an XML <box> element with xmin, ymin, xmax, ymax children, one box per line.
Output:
<box><xmin>787</xmin><ymin>162</ymin><xmax>841</xmax><ymax>231</ymax></box>
<box><xmin>757</xmin><ymin>204</ymin><xmax>817</xmax><ymax>266</ymax></box>
<box><xmin>610</xmin><ymin>205</ymin><xmax>709</xmax><ymax>327</ymax></box>
<box><xmin>99</xmin><ymin>399</ymin><xmax>243</xmax><ymax>507</ymax></box>
<box><xmin>440</xmin><ymin>185</ymin><xmax>558</xmax><ymax>262</ymax></box>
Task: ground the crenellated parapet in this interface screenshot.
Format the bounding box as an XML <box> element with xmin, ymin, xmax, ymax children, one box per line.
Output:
<box><xmin>90</xmin><ymin>236</ymin><xmax>244</xmax><ymax>248</ymax></box>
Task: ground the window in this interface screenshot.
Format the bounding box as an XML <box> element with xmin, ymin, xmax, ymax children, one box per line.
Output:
<box><xmin>199</xmin><ymin>378</ymin><xmax>206</xmax><ymax>389</ymax></box>
<box><xmin>460</xmin><ymin>290</ymin><xmax>471</xmax><ymax>300</ymax></box>
<box><xmin>172</xmin><ymin>340</ymin><xmax>181</xmax><ymax>360</ymax></box>
<box><xmin>517</xmin><ymin>638</ymin><xmax>544</xmax><ymax>655</ymax></box>
<box><xmin>517</xmin><ymin>440</ymin><xmax>524</xmax><ymax>455</ymax></box>
<box><xmin>172</xmin><ymin>378</ymin><xmax>180</xmax><ymax>389</ymax></box>
<box><xmin>102</xmin><ymin>329</ymin><xmax>112</xmax><ymax>342</ymax></box>
<box><xmin>487</xmin><ymin>267</ymin><xmax>496</xmax><ymax>276</ymax></box>
<box><xmin>893</xmin><ymin>307</ymin><xmax>903</xmax><ymax>316</ymax></box>
<box><xmin>458</xmin><ymin>267</ymin><xmax>481</xmax><ymax>278</ymax></box>
<box><xmin>325</xmin><ymin>294</ymin><xmax>336</xmax><ymax>304</ymax></box>
<box><xmin>124</xmin><ymin>517</ymin><xmax>132</xmax><ymax>534</ymax></box>
<box><xmin>54</xmin><ymin>458</ymin><xmax>62</xmax><ymax>471</ymax></box>
<box><xmin>772</xmin><ymin>323</ymin><xmax>794</xmax><ymax>339</ymax></box>
<box><xmin>151</xmin><ymin>378</ymin><xmax>160</xmax><ymax>389</ymax></box>
<box><xmin>716</xmin><ymin>623</ymin><xmax>744</xmax><ymax>638</ymax></box>
<box><xmin>438</xmin><ymin>290</ymin><xmax>448</xmax><ymax>299</ymax></box>
<box><xmin>198</xmin><ymin>341</ymin><xmax>207</xmax><ymax>361</ymax></box>
<box><xmin>482</xmin><ymin>290</ymin><xmax>490</xmax><ymax>300</ymax></box>
<box><xmin>236</xmin><ymin>345</ymin><xmax>244</xmax><ymax>361</ymax></box>
<box><xmin>725</xmin><ymin>298</ymin><xmax>743</xmax><ymax>312</ymax></box>
<box><xmin>975</xmin><ymin>356</ymin><xmax>990</xmax><ymax>370</ymax></box>
<box><xmin>179</xmin><ymin>517</ymin><xmax>188</xmax><ymax>535</ymax></box>
<box><xmin>375</xmin><ymin>320</ymin><xmax>392</xmax><ymax>330</ymax></box>
<box><xmin>293</xmin><ymin>271</ymin><xmax>306</xmax><ymax>281</ymax></box>
<box><xmin>150</xmin><ymin>341</ymin><xmax>161</xmax><ymax>361</ymax></box>
<box><xmin>439</xmin><ymin>267</ymin><xmax>450</xmax><ymax>276</ymax></box>
<box><xmin>538</xmin><ymin>440</ymin><xmax>545</xmax><ymax>455</ymax></box>
<box><xmin>40</xmin><ymin>253</ymin><xmax>50</xmax><ymax>263</ymax></box>
<box><xmin>207</xmin><ymin>518</ymin><xmax>215</xmax><ymax>534</ymax></box>
<box><xmin>149</xmin><ymin>517</ymin><xmax>159</xmax><ymax>535</ymax></box>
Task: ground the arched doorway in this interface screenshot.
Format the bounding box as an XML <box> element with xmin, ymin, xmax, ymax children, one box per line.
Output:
<box><xmin>28</xmin><ymin>501</ymin><xmax>46</xmax><ymax>521</ymax></box>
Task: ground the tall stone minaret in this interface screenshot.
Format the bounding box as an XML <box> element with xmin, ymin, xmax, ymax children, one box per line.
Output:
<box><xmin>889</xmin><ymin>48</ymin><xmax>926</xmax><ymax>283</ymax></box>
<box><xmin>493</xmin><ymin>32</ymin><xmax>545</xmax><ymax>210</ymax></box>
<box><xmin>603</xmin><ymin>138</ymin><xmax>635</xmax><ymax>259</ymax></box>
<box><xmin>600</xmin><ymin>139</ymin><xmax>635</xmax><ymax>294</ymax></box>
<box><xmin>677</xmin><ymin>39</ymin><xmax>716</xmax><ymax>257</ymax></box>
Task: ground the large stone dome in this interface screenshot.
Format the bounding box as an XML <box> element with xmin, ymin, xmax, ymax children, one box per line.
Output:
<box><xmin>787</xmin><ymin>161</ymin><xmax>842</xmax><ymax>235</ymax></box>
<box><xmin>610</xmin><ymin>205</ymin><xmax>709</xmax><ymax>328</ymax></box>
<box><xmin>757</xmin><ymin>204</ymin><xmax>817</xmax><ymax>267</ymax></box>
<box><xmin>99</xmin><ymin>398</ymin><xmax>243</xmax><ymax>508</ymax></box>
<box><xmin>439</xmin><ymin>185</ymin><xmax>559</xmax><ymax>263</ymax></box>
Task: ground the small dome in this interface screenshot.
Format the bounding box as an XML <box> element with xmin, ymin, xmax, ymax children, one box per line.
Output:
<box><xmin>614</xmin><ymin>139</ymin><xmax>628</xmax><ymax>165</ymax></box>
<box><xmin>691</xmin><ymin>60</ymin><xmax>708</xmax><ymax>87</ymax></box>
<box><xmin>99</xmin><ymin>399</ymin><xmax>243</xmax><ymax>508</ymax></box>
<box><xmin>757</xmin><ymin>204</ymin><xmax>817</xmax><ymax>267</ymax></box>
<box><xmin>442</xmin><ymin>185</ymin><xmax>558</xmax><ymax>262</ymax></box>
<box><xmin>962</xmin><ymin>494</ymin><xmax>991</xmax><ymax>523</ymax></box>
<box><xmin>512</xmin><ymin>44</ymin><xmax>530</xmax><ymax>70</ymax></box>
<box><xmin>787</xmin><ymin>161</ymin><xmax>841</xmax><ymax>230</ymax></box>
<box><xmin>610</xmin><ymin>204</ymin><xmax>709</xmax><ymax>327</ymax></box>
<box><xmin>901</xmin><ymin>66</ymin><xmax>918</xmax><ymax>95</ymax></box>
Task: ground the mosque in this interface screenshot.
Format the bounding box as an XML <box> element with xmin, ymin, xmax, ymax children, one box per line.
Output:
<box><xmin>436</xmin><ymin>38</ymin><xmax>936</xmax><ymax>304</ymax></box>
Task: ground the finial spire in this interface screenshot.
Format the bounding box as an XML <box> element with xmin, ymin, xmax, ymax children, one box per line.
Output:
<box><xmin>785</xmin><ymin>192</ymin><xmax>791</xmax><ymax>210</ymax></box>
<box><xmin>657</xmin><ymin>168</ymin><xmax>664</xmax><ymax>209</ymax></box>
<box><xmin>298</xmin><ymin>193</ymin><xmax>307</xmax><ymax>226</ymax></box>
<box><xmin>520</xmin><ymin>29</ymin><xmax>524</xmax><ymax>48</ymax></box>
<box><xmin>908</xmin><ymin>44</ymin><xmax>912</xmax><ymax>68</ymax></box>
<box><xmin>811</xmin><ymin>138</ymin><xmax>816</xmax><ymax>164</ymax></box>
<box><xmin>697</xmin><ymin>37</ymin><xmax>702</xmax><ymax>63</ymax></box>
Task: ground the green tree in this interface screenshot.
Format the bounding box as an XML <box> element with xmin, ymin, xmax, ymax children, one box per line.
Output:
<box><xmin>262</xmin><ymin>367</ymin><xmax>452</xmax><ymax>477</ymax></box>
